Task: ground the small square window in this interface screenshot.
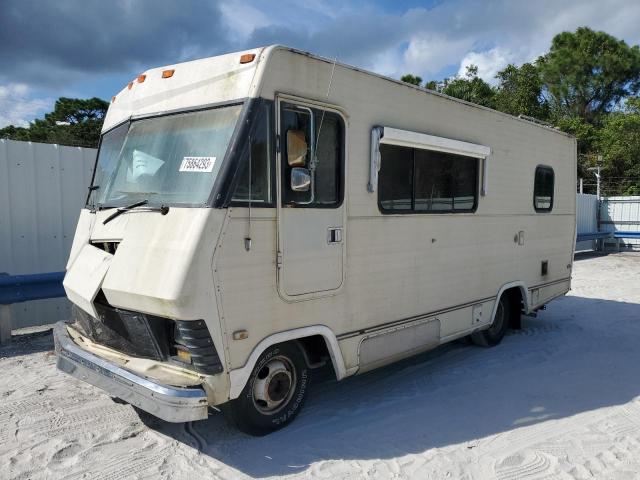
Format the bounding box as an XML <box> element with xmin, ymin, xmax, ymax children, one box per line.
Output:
<box><xmin>534</xmin><ymin>166</ymin><xmax>554</xmax><ymax>212</ymax></box>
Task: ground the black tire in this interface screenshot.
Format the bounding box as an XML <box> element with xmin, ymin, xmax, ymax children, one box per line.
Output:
<box><xmin>225</xmin><ymin>342</ymin><xmax>310</xmax><ymax>436</ymax></box>
<box><xmin>471</xmin><ymin>295</ymin><xmax>510</xmax><ymax>347</ymax></box>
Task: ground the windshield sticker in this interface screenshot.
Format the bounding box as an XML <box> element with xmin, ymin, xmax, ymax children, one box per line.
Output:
<box><xmin>127</xmin><ymin>149</ymin><xmax>165</xmax><ymax>182</ymax></box>
<box><xmin>179</xmin><ymin>156</ymin><xmax>216</xmax><ymax>173</ymax></box>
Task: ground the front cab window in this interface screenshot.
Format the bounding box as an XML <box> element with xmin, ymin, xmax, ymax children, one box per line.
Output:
<box><xmin>281</xmin><ymin>103</ymin><xmax>344</xmax><ymax>208</ymax></box>
<box><xmin>231</xmin><ymin>103</ymin><xmax>274</xmax><ymax>205</ymax></box>
<box><xmin>89</xmin><ymin>104</ymin><xmax>243</xmax><ymax>209</ymax></box>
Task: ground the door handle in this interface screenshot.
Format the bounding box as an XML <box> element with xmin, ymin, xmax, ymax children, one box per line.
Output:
<box><xmin>328</xmin><ymin>227</ymin><xmax>342</xmax><ymax>244</ymax></box>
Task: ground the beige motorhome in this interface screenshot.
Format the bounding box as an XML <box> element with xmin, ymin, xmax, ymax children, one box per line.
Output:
<box><xmin>55</xmin><ymin>46</ymin><xmax>576</xmax><ymax>435</ymax></box>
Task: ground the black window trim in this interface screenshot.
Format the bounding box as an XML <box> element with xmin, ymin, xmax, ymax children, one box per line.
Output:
<box><xmin>279</xmin><ymin>100</ymin><xmax>346</xmax><ymax>210</ymax></box>
<box><xmin>225</xmin><ymin>99</ymin><xmax>277</xmax><ymax>208</ymax></box>
<box><xmin>377</xmin><ymin>144</ymin><xmax>480</xmax><ymax>215</ymax></box>
<box><xmin>533</xmin><ymin>164</ymin><xmax>555</xmax><ymax>213</ymax></box>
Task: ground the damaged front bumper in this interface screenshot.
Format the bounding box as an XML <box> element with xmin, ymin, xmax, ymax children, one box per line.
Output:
<box><xmin>53</xmin><ymin>321</ymin><xmax>209</xmax><ymax>423</ymax></box>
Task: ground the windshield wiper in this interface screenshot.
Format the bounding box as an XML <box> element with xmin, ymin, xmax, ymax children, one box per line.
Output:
<box><xmin>102</xmin><ymin>199</ymin><xmax>169</xmax><ymax>225</ymax></box>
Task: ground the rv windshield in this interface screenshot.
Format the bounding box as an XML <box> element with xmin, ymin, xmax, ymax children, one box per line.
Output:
<box><xmin>88</xmin><ymin>104</ymin><xmax>243</xmax><ymax>208</ymax></box>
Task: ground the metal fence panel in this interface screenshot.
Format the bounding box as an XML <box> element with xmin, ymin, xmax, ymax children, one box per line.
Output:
<box><xmin>0</xmin><ymin>139</ymin><xmax>96</xmax><ymax>328</ymax></box>
<box><xmin>576</xmin><ymin>193</ymin><xmax>598</xmax><ymax>251</ymax></box>
<box><xmin>600</xmin><ymin>196</ymin><xmax>640</xmax><ymax>249</ymax></box>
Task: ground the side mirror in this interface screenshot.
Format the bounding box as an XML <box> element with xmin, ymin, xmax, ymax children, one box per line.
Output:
<box><xmin>287</xmin><ymin>130</ymin><xmax>308</xmax><ymax>166</ymax></box>
<box><xmin>291</xmin><ymin>167</ymin><xmax>311</xmax><ymax>192</ymax></box>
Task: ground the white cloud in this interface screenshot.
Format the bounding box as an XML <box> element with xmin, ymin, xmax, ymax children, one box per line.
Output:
<box><xmin>457</xmin><ymin>47</ymin><xmax>516</xmax><ymax>83</ymax></box>
<box><xmin>0</xmin><ymin>84</ymin><xmax>52</xmax><ymax>128</ymax></box>
<box><xmin>219</xmin><ymin>1</ymin><xmax>271</xmax><ymax>42</ymax></box>
<box><xmin>370</xmin><ymin>46</ymin><xmax>408</xmax><ymax>77</ymax></box>
<box><xmin>403</xmin><ymin>35</ymin><xmax>473</xmax><ymax>77</ymax></box>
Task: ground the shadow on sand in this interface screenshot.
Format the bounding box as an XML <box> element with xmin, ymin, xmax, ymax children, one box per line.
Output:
<box><xmin>148</xmin><ymin>294</ymin><xmax>640</xmax><ymax>477</ymax></box>
<box><xmin>0</xmin><ymin>327</ymin><xmax>54</xmax><ymax>359</ymax></box>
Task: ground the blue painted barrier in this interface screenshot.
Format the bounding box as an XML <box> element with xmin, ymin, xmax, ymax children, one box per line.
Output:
<box><xmin>0</xmin><ymin>272</ymin><xmax>66</xmax><ymax>305</ymax></box>
<box><xmin>613</xmin><ymin>231</ymin><xmax>640</xmax><ymax>239</ymax></box>
<box><xmin>576</xmin><ymin>231</ymin><xmax>640</xmax><ymax>252</ymax></box>
<box><xmin>576</xmin><ymin>232</ymin><xmax>611</xmax><ymax>242</ymax></box>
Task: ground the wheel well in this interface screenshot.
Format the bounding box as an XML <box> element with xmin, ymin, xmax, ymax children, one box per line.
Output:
<box><xmin>502</xmin><ymin>287</ymin><xmax>524</xmax><ymax>330</ymax></box>
<box><xmin>295</xmin><ymin>335</ymin><xmax>335</xmax><ymax>374</ymax></box>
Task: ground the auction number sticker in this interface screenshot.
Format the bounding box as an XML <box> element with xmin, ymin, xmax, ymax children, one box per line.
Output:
<box><xmin>179</xmin><ymin>156</ymin><xmax>216</xmax><ymax>172</ymax></box>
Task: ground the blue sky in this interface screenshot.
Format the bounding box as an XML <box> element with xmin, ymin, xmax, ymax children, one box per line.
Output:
<box><xmin>1</xmin><ymin>0</ymin><xmax>640</xmax><ymax>128</ymax></box>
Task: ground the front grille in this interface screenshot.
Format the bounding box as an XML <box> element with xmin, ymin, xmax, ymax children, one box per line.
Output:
<box><xmin>174</xmin><ymin>320</ymin><xmax>224</xmax><ymax>375</ymax></box>
<box><xmin>70</xmin><ymin>300</ymin><xmax>224</xmax><ymax>376</ymax></box>
<box><xmin>72</xmin><ymin>302</ymin><xmax>170</xmax><ymax>361</ymax></box>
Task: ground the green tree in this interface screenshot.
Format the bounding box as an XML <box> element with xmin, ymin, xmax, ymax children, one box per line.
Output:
<box><xmin>399</xmin><ymin>28</ymin><xmax>640</xmax><ymax>194</ymax></box>
<box><xmin>494</xmin><ymin>63</ymin><xmax>549</xmax><ymax>120</ymax></box>
<box><xmin>439</xmin><ymin>65</ymin><xmax>496</xmax><ymax>108</ymax></box>
<box><xmin>554</xmin><ymin>116</ymin><xmax>599</xmax><ymax>179</ymax></box>
<box><xmin>0</xmin><ymin>97</ymin><xmax>109</xmax><ymax>148</ymax></box>
<box><xmin>595</xmin><ymin>97</ymin><xmax>640</xmax><ymax>194</ymax></box>
<box><xmin>424</xmin><ymin>80</ymin><xmax>439</xmax><ymax>91</ymax></box>
<box><xmin>401</xmin><ymin>74</ymin><xmax>422</xmax><ymax>86</ymax></box>
<box><xmin>538</xmin><ymin>27</ymin><xmax>640</xmax><ymax>123</ymax></box>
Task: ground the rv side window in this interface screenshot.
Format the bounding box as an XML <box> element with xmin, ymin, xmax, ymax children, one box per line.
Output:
<box><xmin>281</xmin><ymin>104</ymin><xmax>344</xmax><ymax>208</ymax></box>
<box><xmin>379</xmin><ymin>145</ymin><xmax>478</xmax><ymax>213</ymax></box>
<box><xmin>378</xmin><ymin>145</ymin><xmax>413</xmax><ymax>210</ymax></box>
<box><xmin>231</xmin><ymin>104</ymin><xmax>273</xmax><ymax>205</ymax></box>
<box><xmin>534</xmin><ymin>165</ymin><xmax>554</xmax><ymax>212</ymax></box>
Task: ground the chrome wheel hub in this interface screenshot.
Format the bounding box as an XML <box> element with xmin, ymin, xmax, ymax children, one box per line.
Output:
<box><xmin>252</xmin><ymin>357</ymin><xmax>296</xmax><ymax>414</ymax></box>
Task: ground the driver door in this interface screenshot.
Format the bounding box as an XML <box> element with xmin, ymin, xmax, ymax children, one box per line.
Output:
<box><xmin>276</xmin><ymin>97</ymin><xmax>346</xmax><ymax>299</ymax></box>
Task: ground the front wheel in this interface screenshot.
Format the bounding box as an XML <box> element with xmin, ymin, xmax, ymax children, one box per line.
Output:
<box><xmin>471</xmin><ymin>295</ymin><xmax>510</xmax><ymax>347</ymax></box>
<box><xmin>225</xmin><ymin>342</ymin><xmax>310</xmax><ymax>436</ymax></box>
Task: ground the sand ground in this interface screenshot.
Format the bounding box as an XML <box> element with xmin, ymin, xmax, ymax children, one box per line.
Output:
<box><xmin>1</xmin><ymin>252</ymin><xmax>640</xmax><ymax>479</ymax></box>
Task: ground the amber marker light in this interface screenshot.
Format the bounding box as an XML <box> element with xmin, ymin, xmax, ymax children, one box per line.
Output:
<box><xmin>176</xmin><ymin>348</ymin><xmax>192</xmax><ymax>363</ymax></box>
<box><xmin>137</xmin><ymin>74</ymin><xmax>146</xmax><ymax>83</ymax></box>
<box><xmin>162</xmin><ymin>69</ymin><xmax>175</xmax><ymax>78</ymax></box>
<box><xmin>127</xmin><ymin>82</ymin><xmax>133</xmax><ymax>90</ymax></box>
<box><xmin>240</xmin><ymin>53</ymin><xmax>255</xmax><ymax>64</ymax></box>
<box><xmin>111</xmin><ymin>96</ymin><xmax>116</xmax><ymax>103</ymax></box>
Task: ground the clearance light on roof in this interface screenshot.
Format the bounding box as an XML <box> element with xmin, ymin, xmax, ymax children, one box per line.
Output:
<box><xmin>111</xmin><ymin>96</ymin><xmax>116</xmax><ymax>103</ymax></box>
<box><xmin>127</xmin><ymin>82</ymin><xmax>133</xmax><ymax>90</ymax></box>
<box><xmin>137</xmin><ymin>74</ymin><xmax>146</xmax><ymax>83</ymax></box>
<box><xmin>162</xmin><ymin>69</ymin><xmax>175</xmax><ymax>79</ymax></box>
<box><xmin>240</xmin><ymin>53</ymin><xmax>255</xmax><ymax>64</ymax></box>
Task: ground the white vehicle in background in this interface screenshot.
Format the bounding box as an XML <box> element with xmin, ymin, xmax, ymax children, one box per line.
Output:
<box><xmin>55</xmin><ymin>46</ymin><xmax>576</xmax><ymax>435</ymax></box>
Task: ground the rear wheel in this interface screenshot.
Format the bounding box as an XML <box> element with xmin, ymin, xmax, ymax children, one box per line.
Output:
<box><xmin>226</xmin><ymin>342</ymin><xmax>310</xmax><ymax>436</ymax></box>
<box><xmin>471</xmin><ymin>295</ymin><xmax>510</xmax><ymax>347</ymax></box>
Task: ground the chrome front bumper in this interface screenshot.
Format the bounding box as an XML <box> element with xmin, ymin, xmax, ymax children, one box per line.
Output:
<box><xmin>53</xmin><ymin>321</ymin><xmax>209</xmax><ymax>423</ymax></box>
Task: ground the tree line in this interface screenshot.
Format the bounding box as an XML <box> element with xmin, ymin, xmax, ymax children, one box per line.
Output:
<box><xmin>0</xmin><ymin>97</ymin><xmax>108</xmax><ymax>149</ymax></box>
<box><xmin>401</xmin><ymin>27</ymin><xmax>640</xmax><ymax>195</ymax></box>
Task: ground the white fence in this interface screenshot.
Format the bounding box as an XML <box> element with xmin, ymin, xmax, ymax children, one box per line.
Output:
<box><xmin>0</xmin><ymin>139</ymin><xmax>96</xmax><ymax>328</ymax></box>
<box><xmin>576</xmin><ymin>194</ymin><xmax>599</xmax><ymax>251</ymax></box>
<box><xmin>600</xmin><ymin>196</ymin><xmax>640</xmax><ymax>249</ymax></box>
